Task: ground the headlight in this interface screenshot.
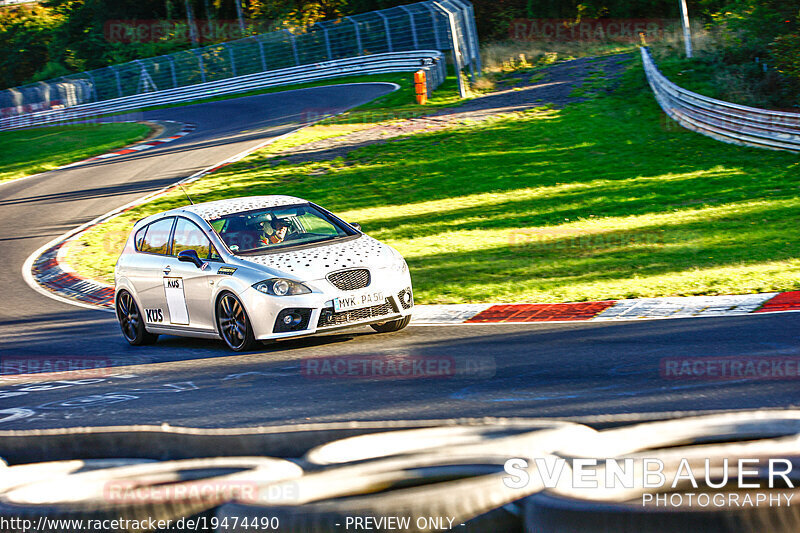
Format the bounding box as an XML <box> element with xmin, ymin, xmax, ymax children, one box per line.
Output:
<box><xmin>389</xmin><ymin>251</ymin><xmax>408</xmax><ymax>273</ymax></box>
<box><xmin>253</xmin><ymin>279</ymin><xmax>312</xmax><ymax>296</ymax></box>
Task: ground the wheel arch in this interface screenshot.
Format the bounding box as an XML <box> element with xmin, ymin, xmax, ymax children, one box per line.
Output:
<box><xmin>115</xmin><ymin>288</ymin><xmax>154</xmax><ymax>333</ymax></box>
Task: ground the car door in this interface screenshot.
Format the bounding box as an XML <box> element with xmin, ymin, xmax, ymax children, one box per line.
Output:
<box><xmin>128</xmin><ymin>216</ymin><xmax>175</xmax><ymax>328</ymax></box>
<box><xmin>162</xmin><ymin>217</ymin><xmax>217</xmax><ymax>330</ymax></box>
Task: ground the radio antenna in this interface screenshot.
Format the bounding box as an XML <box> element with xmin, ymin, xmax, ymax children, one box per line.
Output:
<box><xmin>178</xmin><ymin>182</ymin><xmax>195</xmax><ymax>205</ymax></box>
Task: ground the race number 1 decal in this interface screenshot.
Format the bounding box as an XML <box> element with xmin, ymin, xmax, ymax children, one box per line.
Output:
<box><xmin>163</xmin><ymin>277</ymin><xmax>189</xmax><ymax>325</ymax></box>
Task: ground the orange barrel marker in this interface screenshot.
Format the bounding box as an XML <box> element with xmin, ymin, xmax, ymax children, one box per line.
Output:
<box><xmin>414</xmin><ymin>70</ymin><xmax>428</xmax><ymax>105</ymax></box>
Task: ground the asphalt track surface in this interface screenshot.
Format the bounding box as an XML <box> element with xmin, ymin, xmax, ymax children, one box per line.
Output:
<box><xmin>2</xmin><ymin>84</ymin><xmax>800</xmax><ymax>431</ymax></box>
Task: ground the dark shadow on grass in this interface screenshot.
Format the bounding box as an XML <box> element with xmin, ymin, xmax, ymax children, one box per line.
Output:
<box><xmin>402</xmin><ymin>203</ymin><xmax>800</xmax><ymax>299</ymax></box>
<box><xmin>199</xmin><ymin>100</ymin><xmax>796</xmax><ymax>219</ymax></box>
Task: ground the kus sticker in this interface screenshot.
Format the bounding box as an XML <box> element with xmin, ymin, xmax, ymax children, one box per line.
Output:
<box><xmin>218</xmin><ymin>266</ymin><xmax>237</xmax><ymax>276</ymax></box>
<box><xmin>145</xmin><ymin>308</ymin><xmax>164</xmax><ymax>323</ymax></box>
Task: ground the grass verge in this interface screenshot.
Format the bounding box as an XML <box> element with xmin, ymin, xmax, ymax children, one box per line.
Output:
<box><xmin>69</xmin><ymin>54</ymin><xmax>799</xmax><ymax>304</ymax></box>
<box><xmin>0</xmin><ymin>123</ymin><xmax>151</xmax><ymax>183</ymax></box>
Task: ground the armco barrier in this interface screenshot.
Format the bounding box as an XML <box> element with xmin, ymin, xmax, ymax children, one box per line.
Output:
<box><xmin>641</xmin><ymin>47</ymin><xmax>800</xmax><ymax>152</ymax></box>
<box><xmin>0</xmin><ymin>51</ymin><xmax>445</xmax><ymax>131</ymax></box>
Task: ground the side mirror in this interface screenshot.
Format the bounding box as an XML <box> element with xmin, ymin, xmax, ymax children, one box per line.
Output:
<box><xmin>350</xmin><ymin>222</ymin><xmax>362</xmax><ymax>231</ymax></box>
<box><xmin>177</xmin><ymin>249</ymin><xmax>203</xmax><ymax>268</ymax></box>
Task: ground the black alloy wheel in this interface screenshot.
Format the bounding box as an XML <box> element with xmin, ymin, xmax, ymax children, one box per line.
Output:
<box><xmin>216</xmin><ymin>292</ymin><xmax>257</xmax><ymax>351</ymax></box>
<box><xmin>116</xmin><ymin>290</ymin><xmax>158</xmax><ymax>346</ymax></box>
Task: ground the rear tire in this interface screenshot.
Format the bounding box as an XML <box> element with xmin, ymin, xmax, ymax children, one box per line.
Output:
<box><xmin>115</xmin><ymin>290</ymin><xmax>158</xmax><ymax>346</ymax></box>
<box><xmin>216</xmin><ymin>292</ymin><xmax>257</xmax><ymax>352</ymax></box>
<box><xmin>370</xmin><ymin>315</ymin><xmax>411</xmax><ymax>333</ymax></box>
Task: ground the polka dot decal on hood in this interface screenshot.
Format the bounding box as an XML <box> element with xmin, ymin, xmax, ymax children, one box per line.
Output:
<box><xmin>241</xmin><ymin>235</ymin><xmax>393</xmax><ymax>278</ymax></box>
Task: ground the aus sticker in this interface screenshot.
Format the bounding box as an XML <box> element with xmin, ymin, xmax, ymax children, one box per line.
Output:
<box><xmin>145</xmin><ymin>309</ymin><xmax>164</xmax><ymax>323</ymax></box>
<box><xmin>218</xmin><ymin>266</ymin><xmax>238</xmax><ymax>276</ymax></box>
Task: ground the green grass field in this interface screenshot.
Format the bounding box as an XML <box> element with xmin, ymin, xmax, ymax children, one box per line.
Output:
<box><xmin>69</xmin><ymin>56</ymin><xmax>800</xmax><ymax>304</ymax></box>
<box><xmin>0</xmin><ymin>73</ymin><xmax>461</xmax><ymax>173</ymax></box>
<box><xmin>0</xmin><ymin>123</ymin><xmax>151</xmax><ymax>183</ymax></box>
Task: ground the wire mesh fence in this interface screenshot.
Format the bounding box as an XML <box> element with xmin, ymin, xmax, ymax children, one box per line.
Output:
<box><xmin>0</xmin><ymin>52</ymin><xmax>447</xmax><ymax>130</ymax></box>
<box><xmin>0</xmin><ymin>0</ymin><xmax>479</xmax><ymax>120</ymax></box>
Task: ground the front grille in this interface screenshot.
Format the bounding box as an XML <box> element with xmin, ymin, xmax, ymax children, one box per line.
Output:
<box><xmin>397</xmin><ymin>288</ymin><xmax>414</xmax><ymax>310</ymax></box>
<box><xmin>327</xmin><ymin>269</ymin><xmax>370</xmax><ymax>291</ymax></box>
<box><xmin>318</xmin><ymin>302</ymin><xmax>396</xmax><ymax>328</ymax></box>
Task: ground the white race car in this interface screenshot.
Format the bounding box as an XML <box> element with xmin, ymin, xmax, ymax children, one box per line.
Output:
<box><xmin>114</xmin><ymin>196</ymin><xmax>413</xmax><ymax>351</ymax></box>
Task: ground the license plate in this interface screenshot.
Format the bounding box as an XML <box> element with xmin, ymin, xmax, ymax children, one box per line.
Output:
<box><xmin>334</xmin><ymin>290</ymin><xmax>385</xmax><ymax>312</ymax></box>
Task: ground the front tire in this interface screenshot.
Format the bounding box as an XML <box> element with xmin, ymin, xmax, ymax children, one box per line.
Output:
<box><xmin>216</xmin><ymin>292</ymin><xmax>257</xmax><ymax>352</ymax></box>
<box><xmin>116</xmin><ymin>290</ymin><xmax>158</xmax><ymax>346</ymax></box>
<box><xmin>370</xmin><ymin>315</ymin><xmax>412</xmax><ymax>333</ymax></box>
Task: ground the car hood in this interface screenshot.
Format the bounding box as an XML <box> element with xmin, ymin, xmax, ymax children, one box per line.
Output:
<box><xmin>233</xmin><ymin>235</ymin><xmax>397</xmax><ymax>282</ymax></box>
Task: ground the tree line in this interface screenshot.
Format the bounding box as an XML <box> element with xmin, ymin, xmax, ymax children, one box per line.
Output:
<box><xmin>0</xmin><ymin>0</ymin><xmax>797</xmax><ymax>98</ymax></box>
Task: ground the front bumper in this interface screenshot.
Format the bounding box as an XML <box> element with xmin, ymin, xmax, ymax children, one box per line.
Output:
<box><xmin>241</xmin><ymin>270</ymin><xmax>413</xmax><ymax>341</ymax></box>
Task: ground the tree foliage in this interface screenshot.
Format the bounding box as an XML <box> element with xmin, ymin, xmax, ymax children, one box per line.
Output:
<box><xmin>703</xmin><ymin>0</ymin><xmax>800</xmax><ymax>104</ymax></box>
<box><xmin>1</xmin><ymin>0</ymin><xmax>798</xmax><ymax>99</ymax></box>
<box><xmin>0</xmin><ymin>6</ymin><xmax>61</xmax><ymax>88</ymax></box>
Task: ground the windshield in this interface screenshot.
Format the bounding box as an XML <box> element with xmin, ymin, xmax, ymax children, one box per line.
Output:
<box><xmin>208</xmin><ymin>203</ymin><xmax>356</xmax><ymax>254</ymax></box>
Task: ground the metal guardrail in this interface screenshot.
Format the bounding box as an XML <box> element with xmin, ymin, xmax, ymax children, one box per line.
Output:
<box><xmin>0</xmin><ymin>0</ymin><xmax>478</xmax><ymax>120</ymax></box>
<box><xmin>641</xmin><ymin>47</ymin><xmax>800</xmax><ymax>152</ymax></box>
<box><xmin>0</xmin><ymin>51</ymin><xmax>446</xmax><ymax>131</ymax></box>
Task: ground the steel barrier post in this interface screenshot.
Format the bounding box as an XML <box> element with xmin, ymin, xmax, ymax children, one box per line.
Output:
<box><xmin>425</xmin><ymin>4</ymin><xmax>443</xmax><ymax>50</ymax></box>
<box><xmin>320</xmin><ymin>24</ymin><xmax>333</xmax><ymax>60</ymax></box>
<box><xmin>400</xmin><ymin>6</ymin><xmax>419</xmax><ymax>49</ymax></box>
<box><xmin>195</xmin><ymin>51</ymin><xmax>207</xmax><ymax>84</ymax></box>
<box><xmin>347</xmin><ymin>17</ymin><xmax>363</xmax><ymax>54</ymax></box>
<box><xmin>226</xmin><ymin>43</ymin><xmax>237</xmax><ymax>77</ymax></box>
<box><xmin>167</xmin><ymin>56</ymin><xmax>178</xmax><ymax>88</ymax></box>
<box><xmin>85</xmin><ymin>72</ymin><xmax>97</xmax><ymax>102</ymax></box>
<box><xmin>111</xmin><ymin>66</ymin><xmax>123</xmax><ymax>98</ymax></box>
<box><xmin>447</xmin><ymin>0</ymin><xmax>476</xmax><ymax>79</ymax></box>
<box><xmin>433</xmin><ymin>2</ymin><xmax>466</xmax><ymax>97</ymax></box>
<box><xmin>285</xmin><ymin>29</ymin><xmax>300</xmax><ymax>65</ymax></box>
<box><xmin>255</xmin><ymin>37</ymin><xmax>268</xmax><ymax>72</ymax></box>
<box><xmin>377</xmin><ymin>12</ymin><xmax>393</xmax><ymax>52</ymax></box>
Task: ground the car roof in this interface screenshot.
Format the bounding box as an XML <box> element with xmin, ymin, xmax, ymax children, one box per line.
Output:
<box><xmin>173</xmin><ymin>195</ymin><xmax>308</xmax><ymax>221</ymax></box>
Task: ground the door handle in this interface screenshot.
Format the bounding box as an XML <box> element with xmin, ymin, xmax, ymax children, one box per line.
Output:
<box><xmin>163</xmin><ymin>265</ymin><xmax>171</xmax><ymax>275</ymax></box>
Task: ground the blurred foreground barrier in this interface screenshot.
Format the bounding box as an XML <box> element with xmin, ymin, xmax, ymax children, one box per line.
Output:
<box><xmin>641</xmin><ymin>47</ymin><xmax>800</xmax><ymax>152</ymax></box>
<box><xmin>1</xmin><ymin>411</ymin><xmax>800</xmax><ymax>532</ymax></box>
<box><xmin>0</xmin><ymin>51</ymin><xmax>445</xmax><ymax>131</ymax></box>
<box><xmin>0</xmin><ymin>458</ymin><xmax>301</xmax><ymax>531</ymax></box>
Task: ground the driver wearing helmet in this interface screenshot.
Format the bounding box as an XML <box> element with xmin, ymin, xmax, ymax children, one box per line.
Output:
<box><xmin>261</xmin><ymin>217</ymin><xmax>290</xmax><ymax>245</ymax></box>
